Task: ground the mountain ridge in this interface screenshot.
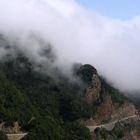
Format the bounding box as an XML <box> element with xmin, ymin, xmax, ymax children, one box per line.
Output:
<box><xmin>0</xmin><ymin>47</ymin><xmax>138</xmax><ymax>140</ymax></box>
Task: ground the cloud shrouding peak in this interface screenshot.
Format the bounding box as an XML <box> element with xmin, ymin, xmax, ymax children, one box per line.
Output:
<box><xmin>0</xmin><ymin>0</ymin><xmax>140</xmax><ymax>92</ymax></box>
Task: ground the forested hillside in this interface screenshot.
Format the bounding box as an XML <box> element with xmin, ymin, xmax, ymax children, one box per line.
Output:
<box><xmin>0</xmin><ymin>50</ymin><xmax>136</xmax><ymax>140</ymax></box>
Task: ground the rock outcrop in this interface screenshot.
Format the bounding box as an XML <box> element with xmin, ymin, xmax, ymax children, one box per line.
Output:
<box><xmin>96</xmin><ymin>99</ymin><xmax>136</xmax><ymax>123</ymax></box>
<box><xmin>81</xmin><ymin>65</ymin><xmax>137</xmax><ymax>125</ymax></box>
<box><xmin>85</xmin><ymin>74</ymin><xmax>101</xmax><ymax>103</ymax></box>
<box><xmin>0</xmin><ymin>121</ymin><xmax>21</xmax><ymax>134</ymax></box>
<box><xmin>111</xmin><ymin>102</ymin><xmax>136</xmax><ymax>121</ymax></box>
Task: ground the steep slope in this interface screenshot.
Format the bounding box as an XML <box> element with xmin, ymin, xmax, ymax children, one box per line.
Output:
<box><xmin>76</xmin><ymin>64</ymin><xmax>136</xmax><ymax>125</ymax></box>
<box><xmin>0</xmin><ymin>53</ymin><xmax>92</xmax><ymax>140</ymax></box>
<box><xmin>75</xmin><ymin>64</ymin><xmax>138</xmax><ymax>140</ymax></box>
<box><xmin>0</xmin><ymin>49</ymin><xmax>137</xmax><ymax>140</ymax></box>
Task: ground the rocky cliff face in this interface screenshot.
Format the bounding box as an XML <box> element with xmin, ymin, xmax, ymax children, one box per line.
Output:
<box><xmin>111</xmin><ymin>102</ymin><xmax>136</xmax><ymax>121</ymax></box>
<box><xmin>79</xmin><ymin>64</ymin><xmax>136</xmax><ymax>125</ymax></box>
<box><xmin>85</xmin><ymin>74</ymin><xmax>101</xmax><ymax>103</ymax></box>
<box><xmin>96</xmin><ymin>96</ymin><xmax>136</xmax><ymax>123</ymax></box>
<box><xmin>0</xmin><ymin>122</ymin><xmax>21</xmax><ymax>134</ymax></box>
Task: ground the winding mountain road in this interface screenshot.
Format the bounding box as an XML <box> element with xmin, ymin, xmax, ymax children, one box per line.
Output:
<box><xmin>87</xmin><ymin>115</ymin><xmax>138</xmax><ymax>132</ymax></box>
<box><xmin>5</xmin><ymin>115</ymin><xmax>138</xmax><ymax>140</ymax></box>
<box><xmin>6</xmin><ymin>133</ymin><xmax>27</xmax><ymax>140</ymax></box>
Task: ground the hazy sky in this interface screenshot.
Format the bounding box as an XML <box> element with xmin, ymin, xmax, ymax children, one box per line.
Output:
<box><xmin>77</xmin><ymin>0</ymin><xmax>140</xmax><ymax>19</ymax></box>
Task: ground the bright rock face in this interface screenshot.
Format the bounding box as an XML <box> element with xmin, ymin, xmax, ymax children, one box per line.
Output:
<box><xmin>80</xmin><ymin>64</ymin><xmax>137</xmax><ymax>125</ymax></box>
<box><xmin>85</xmin><ymin>74</ymin><xmax>101</xmax><ymax>103</ymax></box>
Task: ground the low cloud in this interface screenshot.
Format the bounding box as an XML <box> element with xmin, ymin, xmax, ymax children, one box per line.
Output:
<box><xmin>0</xmin><ymin>0</ymin><xmax>140</xmax><ymax>92</ymax></box>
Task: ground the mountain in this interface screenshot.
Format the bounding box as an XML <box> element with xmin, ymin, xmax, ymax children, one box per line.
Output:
<box><xmin>78</xmin><ymin>65</ymin><xmax>136</xmax><ymax>125</ymax></box>
<box><xmin>0</xmin><ymin>46</ymin><xmax>139</xmax><ymax>140</ymax></box>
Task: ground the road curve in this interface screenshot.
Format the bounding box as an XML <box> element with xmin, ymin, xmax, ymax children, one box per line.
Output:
<box><xmin>7</xmin><ymin>133</ymin><xmax>27</xmax><ymax>140</ymax></box>
<box><xmin>87</xmin><ymin>115</ymin><xmax>138</xmax><ymax>132</ymax></box>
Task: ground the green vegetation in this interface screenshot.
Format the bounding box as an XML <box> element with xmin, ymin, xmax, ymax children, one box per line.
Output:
<box><xmin>64</xmin><ymin>122</ymin><xmax>92</xmax><ymax>140</ymax></box>
<box><xmin>0</xmin><ymin>71</ymin><xmax>35</xmax><ymax>126</ymax></box>
<box><xmin>22</xmin><ymin>117</ymin><xmax>65</xmax><ymax>140</ymax></box>
<box><xmin>59</xmin><ymin>93</ymin><xmax>94</xmax><ymax>121</ymax></box>
<box><xmin>0</xmin><ymin>131</ymin><xmax>8</xmax><ymax>140</ymax></box>
<box><xmin>0</xmin><ymin>55</ymin><xmax>92</xmax><ymax>139</ymax></box>
<box><xmin>101</xmin><ymin>78</ymin><xmax>127</xmax><ymax>105</ymax></box>
<box><xmin>0</xmin><ymin>54</ymin><xmax>129</xmax><ymax>139</ymax></box>
<box><xmin>128</xmin><ymin>94</ymin><xmax>140</xmax><ymax>109</ymax></box>
<box><xmin>94</xmin><ymin>120</ymin><xmax>140</xmax><ymax>140</ymax></box>
<box><xmin>76</xmin><ymin>64</ymin><xmax>97</xmax><ymax>84</ymax></box>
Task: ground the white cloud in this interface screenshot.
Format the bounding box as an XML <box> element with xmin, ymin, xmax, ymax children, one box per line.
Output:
<box><xmin>0</xmin><ymin>0</ymin><xmax>140</xmax><ymax>92</ymax></box>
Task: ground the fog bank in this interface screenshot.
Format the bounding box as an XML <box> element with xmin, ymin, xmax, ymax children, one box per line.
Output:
<box><xmin>0</xmin><ymin>0</ymin><xmax>140</xmax><ymax>92</ymax></box>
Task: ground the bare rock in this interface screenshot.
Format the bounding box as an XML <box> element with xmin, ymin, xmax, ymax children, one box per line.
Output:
<box><xmin>111</xmin><ymin>103</ymin><xmax>136</xmax><ymax>121</ymax></box>
<box><xmin>85</xmin><ymin>74</ymin><xmax>101</xmax><ymax>103</ymax></box>
<box><xmin>97</xmin><ymin>95</ymin><xmax>113</xmax><ymax>123</ymax></box>
<box><xmin>1</xmin><ymin>121</ymin><xmax>21</xmax><ymax>134</ymax></box>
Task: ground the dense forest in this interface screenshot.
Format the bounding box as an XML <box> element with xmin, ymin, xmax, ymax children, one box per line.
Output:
<box><xmin>0</xmin><ymin>52</ymin><xmax>94</xmax><ymax>140</ymax></box>
<box><xmin>0</xmin><ymin>51</ymin><xmax>131</xmax><ymax>140</ymax></box>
